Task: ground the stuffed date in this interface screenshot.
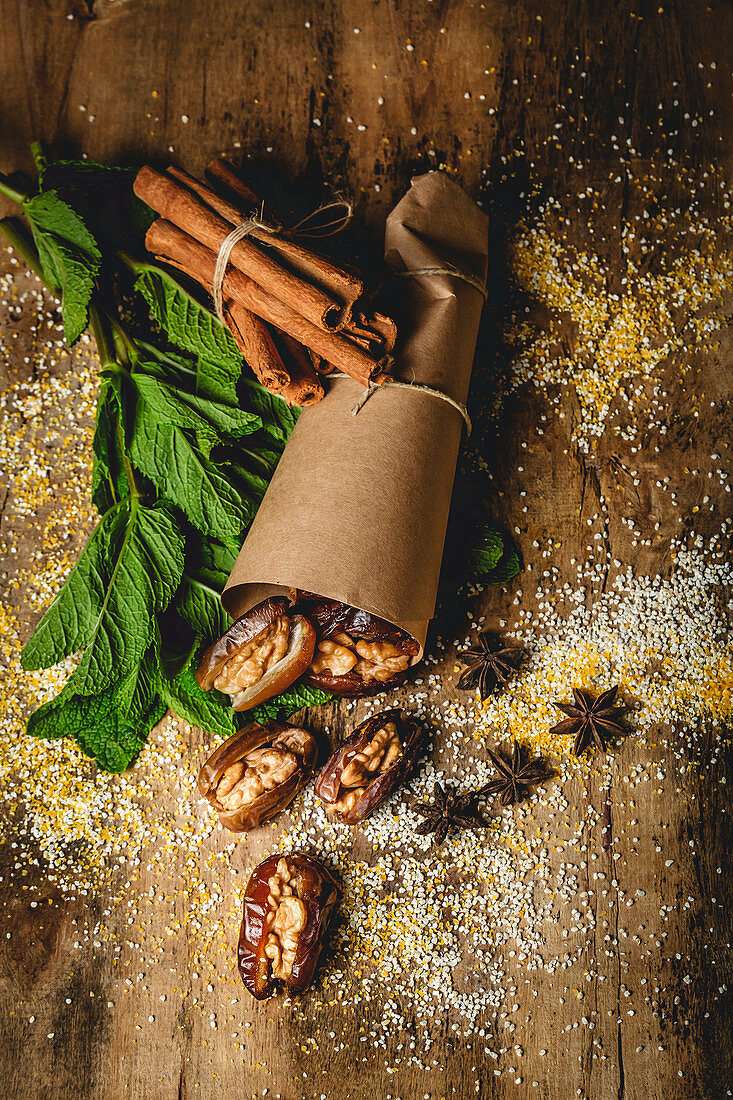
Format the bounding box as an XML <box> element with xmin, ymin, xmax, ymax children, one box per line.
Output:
<box><xmin>238</xmin><ymin>853</ymin><xmax>340</xmax><ymax>999</ymax></box>
<box><xmin>195</xmin><ymin>597</ymin><xmax>315</xmax><ymax>710</ymax></box>
<box><xmin>293</xmin><ymin>592</ymin><xmax>420</xmax><ymax>696</ymax></box>
<box><xmin>314</xmin><ymin>709</ymin><xmax>423</xmax><ymax>824</ymax></box>
<box><xmin>197</xmin><ymin>721</ymin><xmax>318</xmax><ymax>832</ymax></box>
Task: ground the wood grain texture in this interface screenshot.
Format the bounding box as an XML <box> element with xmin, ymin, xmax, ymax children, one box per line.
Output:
<box><xmin>1</xmin><ymin>1</ymin><xmax>732</xmax><ymax>1098</ymax></box>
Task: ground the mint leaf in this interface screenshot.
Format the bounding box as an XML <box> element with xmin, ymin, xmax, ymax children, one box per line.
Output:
<box><xmin>252</xmin><ymin>683</ymin><xmax>332</xmax><ymax>724</ymax></box>
<box><xmin>24</xmin><ymin>191</ymin><xmax>101</xmax><ymax>343</ymax></box>
<box><xmin>224</xmin><ymin>460</ymin><xmax>269</xmax><ymax>505</ymax></box>
<box><xmin>131</xmin><ymin>370</ymin><xmax>261</xmax><ymax>456</ymax></box>
<box><xmin>466</xmin><ymin>521</ymin><xmax>522</xmax><ymax>583</ymax></box>
<box><xmin>175</xmin><ymin>575</ymin><xmax>231</xmax><ymax>643</ymax></box>
<box><xmin>26</xmin><ymin>644</ymin><xmax>165</xmax><ymax>773</ymax></box>
<box><xmin>239</xmin><ymin>379</ymin><xmax>298</xmax><ymax>446</ymax></box>
<box><xmin>21</xmin><ymin>501</ymin><xmax>185</xmax><ymax>695</ymax></box>
<box><xmin>159</xmin><ymin>661</ymin><xmax>235</xmax><ymax>741</ymax></box>
<box><xmin>135</xmin><ymin>266</ymin><xmax>242</xmax><ymax>372</ymax></box>
<box><xmin>195</xmin><ymin>357</ymin><xmax>240</xmax><ymax>406</ymax></box>
<box><xmin>129</xmin><ymin>412</ymin><xmax>254</xmax><ymax>540</ymax></box>
<box><xmin>186</xmin><ymin>532</ymin><xmax>239</xmax><ymax>591</ymax></box>
<box><xmin>483</xmin><ymin>545</ymin><xmax>522</xmax><ymax>584</ymax></box>
<box><xmin>92</xmin><ymin>378</ymin><xmax>129</xmax><ymax>513</ymax></box>
<box><xmin>39</xmin><ymin>159</ymin><xmax>131</xmax><ymax>194</ymax></box>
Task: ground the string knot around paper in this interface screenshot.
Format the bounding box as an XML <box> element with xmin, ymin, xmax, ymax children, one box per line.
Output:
<box><xmin>212</xmin><ymin>199</ymin><xmax>353</xmax><ymax>323</ymax></box>
<box><xmin>330</xmin><ymin>373</ymin><xmax>472</xmax><ymax>437</ymax></box>
<box><xmin>393</xmin><ymin>262</ymin><xmax>488</xmax><ymax>301</ymax></box>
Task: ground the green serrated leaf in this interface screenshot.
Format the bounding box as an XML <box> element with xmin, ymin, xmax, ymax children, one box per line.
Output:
<box><xmin>159</xmin><ymin>661</ymin><xmax>235</xmax><ymax>741</ymax></box>
<box><xmin>195</xmin><ymin>357</ymin><xmax>240</xmax><ymax>405</ymax></box>
<box><xmin>22</xmin><ymin>500</ymin><xmax>185</xmax><ymax>695</ymax></box>
<box><xmin>483</xmin><ymin>546</ymin><xmax>522</xmax><ymax>584</ymax></box>
<box><xmin>131</xmin><ymin>369</ymin><xmax>261</xmax><ymax>457</ymax></box>
<box><xmin>466</xmin><ymin>522</ymin><xmax>506</xmax><ymax>577</ymax></box>
<box><xmin>466</xmin><ymin>521</ymin><xmax>522</xmax><ymax>583</ymax></box>
<box><xmin>92</xmin><ymin>377</ymin><xmax>129</xmax><ymax>513</ymax></box>
<box><xmin>174</xmin><ymin>575</ymin><xmax>231</xmax><ymax>644</ymax></box>
<box><xmin>26</xmin><ymin>653</ymin><xmax>165</xmax><ymax>773</ymax></box>
<box><xmin>23</xmin><ymin>191</ymin><xmax>101</xmax><ymax>344</ymax></box>
<box><xmin>239</xmin><ymin>378</ymin><xmax>298</xmax><ymax>445</ymax></box>
<box><xmin>223</xmin><ymin>460</ymin><xmax>269</xmax><ymax>505</ymax></box>
<box><xmin>135</xmin><ymin>266</ymin><xmax>242</xmax><ymax>371</ymax></box>
<box><xmin>39</xmin><ymin>159</ymin><xmax>131</xmax><ymax>194</ymax></box>
<box><xmin>129</xmin><ymin>406</ymin><xmax>254</xmax><ymax>540</ymax></box>
<box><xmin>185</xmin><ymin>532</ymin><xmax>240</xmax><ymax>592</ymax></box>
<box><xmin>252</xmin><ymin>683</ymin><xmax>332</xmax><ymax>724</ymax></box>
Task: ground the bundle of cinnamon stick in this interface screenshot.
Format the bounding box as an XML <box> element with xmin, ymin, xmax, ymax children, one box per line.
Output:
<box><xmin>133</xmin><ymin>159</ymin><xmax>397</xmax><ymax>406</ymax></box>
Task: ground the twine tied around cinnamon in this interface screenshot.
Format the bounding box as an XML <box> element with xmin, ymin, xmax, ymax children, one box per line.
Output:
<box><xmin>212</xmin><ymin>200</ymin><xmax>353</xmax><ymax>323</ymax></box>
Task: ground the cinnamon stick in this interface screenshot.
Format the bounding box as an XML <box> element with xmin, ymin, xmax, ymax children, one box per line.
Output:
<box><xmin>272</xmin><ymin>331</ymin><xmax>325</xmax><ymax>407</ymax></box>
<box><xmin>205</xmin><ymin>158</ymin><xmax>365</xmax><ymax>315</ymax></box>
<box><xmin>167</xmin><ymin>165</ymin><xmax>247</xmax><ymax>228</ymax></box>
<box><xmin>134</xmin><ymin>167</ymin><xmax>344</xmax><ymax>332</ymax></box>
<box><xmin>204</xmin><ymin>158</ymin><xmax>260</xmax><ymax>209</ymax></box>
<box><xmin>146</xmin><ymin>218</ymin><xmax>387</xmax><ymax>388</ymax></box>
<box><xmin>221</xmin><ymin>303</ymin><xmax>291</xmax><ymax>393</ymax></box>
<box><xmin>342</xmin><ymin>311</ymin><xmax>398</xmax><ymax>356</ymax></box>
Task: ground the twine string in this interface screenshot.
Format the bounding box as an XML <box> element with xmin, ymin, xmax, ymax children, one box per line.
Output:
<box><xmin>330</xmin><ymin>372</ymin><xmax>472</xmax><ymax>436</ymax></box>
<box><xmin>393</xmin><ymin>264</ymin><xmax>488</xmax><ymax>300</ymax></box>
<box><xmin>212</xmin><ymin>199</ymin><xmax>353</xmax><ymax>322</ymax></box>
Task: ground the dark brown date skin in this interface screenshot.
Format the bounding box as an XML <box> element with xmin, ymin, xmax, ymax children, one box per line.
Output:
<box><xmin>292</xmin><ymin>591</ymin><xmax>420</xmax><ymax>696</ymax></box>
<box><xmin>197</xmin><ymin>721</ymin><xmax>318</xmax><ymax>833</ymax></box>
<box><xmin>314</xmin><ymin>709</ymin><xmax>423</xmax><ymax>824</ymax></box>
<box><xmin>238</xmin><ymin>853</ymin><xmax>340</xmax><ymax>999</ymax></box>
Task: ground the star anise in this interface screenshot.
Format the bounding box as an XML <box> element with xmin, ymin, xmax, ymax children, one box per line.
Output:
<box><xmin>550</xmin><ymin>686</ymin><xmax>628</xmax><ymax>756</ymax></box>
<box><xmin>484</xmin><ymin>740</ymin><xmax>557</xmax><ymax>806</ymax></box>
<box><xmin>457</xmin><ymin>632</ymin><xmax>525</xmax><ymax>699</ymax></box>
<box><xmin>413</xmin><ymin>781</ymin><xmax>491</xmax><ymax>847</ymax></box>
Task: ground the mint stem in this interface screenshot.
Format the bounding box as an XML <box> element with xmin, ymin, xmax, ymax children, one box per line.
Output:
<box><xmin>89</xmin><ymin>305</ymin><xmax>142</xmax><ymax>501</ymax></box>
<box><xmin>89</xmin><ymin>305</ymin><xmax>117</xmax><ymax>368</ymax></box>
<box><xmin>0</xmin><ymin>172</ymin><xmax>29</xmax><ymax>206</ymax></box>
<box><xmin>30</xmin><ymin>141</ymin><xmax>48</xmax><ymax>175</ymax></box>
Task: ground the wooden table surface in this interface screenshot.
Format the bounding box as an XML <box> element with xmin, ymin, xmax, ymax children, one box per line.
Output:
<box><xmin>1</xmin><ymin>2</ymin><xmax>732</xmax><ymax>1098</ymax></box>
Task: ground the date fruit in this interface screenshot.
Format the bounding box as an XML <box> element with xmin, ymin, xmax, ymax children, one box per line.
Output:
<box><xmin>197</xmin><ymin>721</ymin><xmax>318</xmax><ymax>832</ymax></box>
<box><xmin>238</xmin><ymin>853</ymin><xmax>340</xmax><ymax>999</ymax></box>
<box><xmin>314</xmin><ymin>709</ymin><xmax>423</xmax><ymax>824</ymax></box>
<box><xmin>196</xmin><ymin>597</ymin><xmax>316</xmax><ymax>710</ymax></box>
<box><xmin>293</xmin><ymin>592</ymin><xmax>420</xmax><ymax>696</ymax></box>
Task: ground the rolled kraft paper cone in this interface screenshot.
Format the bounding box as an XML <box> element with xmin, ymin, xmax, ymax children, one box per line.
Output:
<box><xmin>222</xmin><ymin>172</ymin><xmax>488</xmax><ymax>652</ymax></box>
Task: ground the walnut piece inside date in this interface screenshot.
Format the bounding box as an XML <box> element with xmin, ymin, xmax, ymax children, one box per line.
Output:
<box><xmin>314</xmin><ymin>709</ymin><xmax>423</xmax><ymax>824</ymax></box>
<box><xmin>329</xmin><ymin>721</ymin><xmax>402</xmax><ymax>816</ymax></box>
<box><xmin>264</xmin><ymin>858</ymin><xmax>308</xmax><ymax>980</ymax></box>
<box><xmin>198</xmin><ymin>723</ymin><xmax>317</xmax><ymax>832</ymax></box>
<box><xmin>196</xmin><ymin>598</ymin><xmax>315</xmax><ymax>711</ymax></box>
<box><xmin>309</xmin><ymin>632</ymin><xmax>412</xmax><ymax>684</ymax></box>
<box><xmin>293</xmin><ymin>593</ymin><xmax>420</xmax><ymax>695</ymax></box>
<box><xmin>238</xmin><ymin>853</ymin><xmax>340</xmax><ymax>999</ymax></box>
<box><xmin>212</xmin><ymin>616</ymin><xmax>290</xmax><ymax>694</ymax></box>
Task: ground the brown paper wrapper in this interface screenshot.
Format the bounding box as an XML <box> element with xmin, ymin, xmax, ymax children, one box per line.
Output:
<box><xmin>222</xmin><ymin>172</ymin><xmax>489</xmax><ymax>651</ymax></box>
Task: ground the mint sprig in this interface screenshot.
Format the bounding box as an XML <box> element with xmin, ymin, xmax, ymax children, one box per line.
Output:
<box><xmin>0</xmin><ymin>147</ymin><xmax>314</xmax><ymax>772</ymax></box>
